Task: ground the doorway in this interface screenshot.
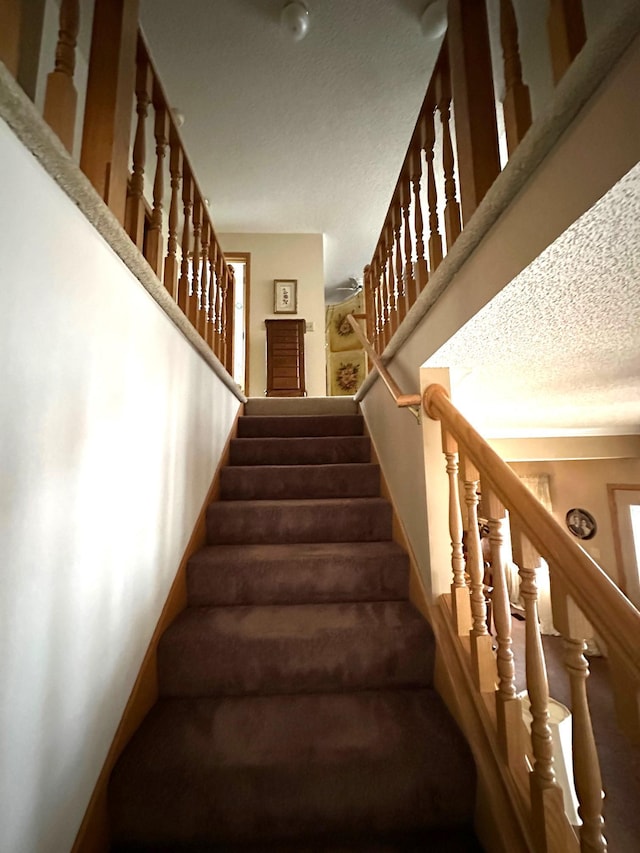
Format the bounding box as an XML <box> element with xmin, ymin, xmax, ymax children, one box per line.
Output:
<box><xmin>608</xmin><ymin>485</ymin><xmax>640</xmax><ymax>608</ymax></box>
<box><xmin>225</xmin><ymin>253</ymin><xmax>250</xmax><ymax>393</ymax></box>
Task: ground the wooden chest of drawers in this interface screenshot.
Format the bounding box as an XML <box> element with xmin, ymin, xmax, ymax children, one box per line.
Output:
<box><xmin>265</xmin><ymin>319</ymin><xmax>306</xmax><ymax>397</ymax></box>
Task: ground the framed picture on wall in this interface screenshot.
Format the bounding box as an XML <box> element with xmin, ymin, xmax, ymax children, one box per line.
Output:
<box><xmin>274</xmin><ymin>279</ymin><xmax>298</xmax><ymax>314</ymax></box>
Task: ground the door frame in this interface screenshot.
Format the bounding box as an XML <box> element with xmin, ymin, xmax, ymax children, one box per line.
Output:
<box><xmin>607</xmin><ymin>482</ymin><xmax>640</xmax><ymax>601</ymax></box>
<box><xmin>225</xmin><ymin>252</ymin><xmax>251</xmax><ymax>394</ymax></box>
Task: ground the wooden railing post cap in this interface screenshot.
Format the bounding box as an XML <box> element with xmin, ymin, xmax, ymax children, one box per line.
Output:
<box><xmin>422</xmin><ymin>382</ymin><xmax>450</xmax><ymax>419</ymax></box>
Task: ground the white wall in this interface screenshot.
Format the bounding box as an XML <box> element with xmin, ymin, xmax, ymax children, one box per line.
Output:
<box><xmin>0</xmin><ymin>117</ymin><xmax>240</xmax><ymax>853</ymax></box>
<box><xmin>220</xmin><ymin>233</ymin><xmax>326</xmax><ymax>397</ymax></box>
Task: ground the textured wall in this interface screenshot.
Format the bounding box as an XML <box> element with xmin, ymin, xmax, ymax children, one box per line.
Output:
<box><xmin>0</xmin><ymin>117</ymin><xmax>240</xmax><ymax>853</ymax></box>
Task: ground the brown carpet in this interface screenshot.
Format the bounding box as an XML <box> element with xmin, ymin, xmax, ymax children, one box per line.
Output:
<box><xmin>108</xmin><ymin>408</ymin><xmax>480</xmax><ymax>851</ymax></box>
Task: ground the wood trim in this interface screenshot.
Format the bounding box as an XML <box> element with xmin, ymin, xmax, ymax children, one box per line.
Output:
<box><xmin>607</xmin><ymin>482</ymin><xmax>640</xmax><ymax>598</ymax></box>
<box><xmin>225</xmin><ymin>252</ymin><xmax>251</xmax><ymax>394</ymax></box>
<box><xmin>71</xmin><ymin>405</ymin><xmax>244</xmax><ymax>853</ymax></box>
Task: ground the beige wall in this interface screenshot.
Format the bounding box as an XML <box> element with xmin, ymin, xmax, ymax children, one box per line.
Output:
<box><xmin>509</xmin><ymin>458</ymin><xmax>640</xmax><ymax>587</ymax></box>
<box><xmin>220</xmin><ymin>233</ymin><xmax>326</xmax><ymax>397</ymax></box>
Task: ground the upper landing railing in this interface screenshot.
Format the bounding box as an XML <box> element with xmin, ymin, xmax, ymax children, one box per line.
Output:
<box><xmin>0</xmin><ymin>0</ymin><xmax>235</xmax><ymax>374</ymax></box>
<box><xmin>363</xmin><ymin>0</ymin><xmax>588</xmax><ymax>355</ymax></box>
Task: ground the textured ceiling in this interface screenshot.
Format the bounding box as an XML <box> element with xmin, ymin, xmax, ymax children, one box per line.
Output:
<box><xmin>139</xmin><ymin>0</ymin><xmax>442</xmax><ymax>300</ymax></box>
<box><xmin>424</xmin><ymin>163</ymin><xmax>640</xmax><ymax>437</ymax></box>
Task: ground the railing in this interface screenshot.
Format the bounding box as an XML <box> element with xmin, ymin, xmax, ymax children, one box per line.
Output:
<box><xmin>364</xmin><ymin>0</ymin><xmax>587</xmax><ymax>356</ymax></box>
<box><xmin>346</xmin><ymin>315</ymin><xmax>421</xmax><ymax>418</ymax></box>
<box><xmin>422</xmin><ymin>382</ymin><xmax>640</xmax><ymax>853</ymax></box>
<box><xmin>0</xmin><ymin>0</ymin><xmax>235</xmax><ymax>375</ymax></box>
<box><xmin>350</xmin><ymin>306</ymin><xmax>640</xmax><ymax>849</ymax></box>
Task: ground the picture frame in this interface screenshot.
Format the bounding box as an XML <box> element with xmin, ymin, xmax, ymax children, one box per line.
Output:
<box><xmin>566</xmin><ymin>507</ymin><xmax>597</xmax><ymax>540</ymax></box>
<box><xmin>273</xmin><ymin>279</ymin><xmax>298</xmax><ymax>314</ymax></box>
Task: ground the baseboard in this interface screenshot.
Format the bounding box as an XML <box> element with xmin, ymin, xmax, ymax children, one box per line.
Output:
<box><xmin>71</xmin><ymin>405</ymin><xmax>243</xmax><ymax>853</ymax></box>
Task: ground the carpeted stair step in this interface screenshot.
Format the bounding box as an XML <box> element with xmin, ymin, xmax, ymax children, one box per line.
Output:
<box><xmin>187</xmin><ymin>541</ymin><xmax>409</xmax><ymax>606</ymax></box>
<box><xmin>221</xmin><ymin>463</ymin><xmax>380</xmax><ymax>500</ymax></box>
<box><xmin>207</xmin><ymin>497</ymin><xmax>392</xmax><ymax>545</ymax></box>
<box><xmin>230</xmin><ymin>435</ymin><xmax>370</xmax><ymax>466</ymax></box>
<box><xmin>109</xmin><ymin>689</ymin><xmax>476</xmax><ymax>848</ymax></box>
<box><xmin>237</xmin><ymin>414</ymin><xmax>364</xmax><ymax>438</ymax></box>
<box><xmin>244</xmin><ymin>396</ymin><xmax>359</xmax><ymax>416</ymax></box>
<box><xmin>111</xmin><ymin>825</ymin><xmax>483</xmax><ymax>852</ymax></box>
<box><xmin>157</xmin><ymin>600</ymin><xmax>434</xmax><ymax>697</ymax></box>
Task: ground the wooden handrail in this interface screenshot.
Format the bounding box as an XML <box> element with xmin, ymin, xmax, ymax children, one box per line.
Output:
<box><xmin>423</xmin><ymin>382</ymin><xmax>640</xmax><ymax>682</ymax></box>
<box><xmin>346</xmin><ymin>314</ymin><xmax>421</xmax><ymax>416</ymax></box>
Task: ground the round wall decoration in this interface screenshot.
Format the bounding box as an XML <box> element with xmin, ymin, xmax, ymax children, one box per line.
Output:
<box><xmin>566</xmin><ymin>508</ymin><xmax>597</xmax><ymax>540</ymax></box>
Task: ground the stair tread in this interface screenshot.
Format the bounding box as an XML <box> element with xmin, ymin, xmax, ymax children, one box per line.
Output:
<box><xmin>187</xmin><ymin>541</ymin><xmax>409</xmax><ymax>606</ymax></box>
<box><xmin>237</xmin><ymin>415</ymin><xmax>364</xmax><ymax>438</ymax></box>
<box><xmin>158</xmin><ymin>600</ymin><xmax>434</xmax><ymax>697</ymax></box>
<box><xmin>221</xmin><ymin>463</ymin><xmax>380</xmax><ymax>500</ymax></box>
<box><xmin>110</xmin><ymin>689</ymin><xmax>475</xmax><ymax>844</ymax></box>
<box><xmin>230</xmin><ymin>436</ymin><xmax>370</xmax><ymax>466</ymax></box>
<box><xmin>189</xmin><ymin>540</ymin><xmax>407</xmax><ymax>563</ymax></box>
<box><xmin>206</xmin><ymin>497</ymin><xmax>392</xmax><ymax>545</ymax></box>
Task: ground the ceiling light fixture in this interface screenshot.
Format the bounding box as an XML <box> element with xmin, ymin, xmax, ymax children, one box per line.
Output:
<box><xmin>281</xmin><ymin>1</ymin><xmax>310</xmax><ymax>42</ymax></box>
<box><xmin>421</xmin><ymin>0</ymin><xmax>447</xmax><ymax>40</ymax></box>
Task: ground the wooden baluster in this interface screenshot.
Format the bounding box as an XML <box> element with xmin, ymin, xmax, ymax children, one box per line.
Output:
<box><xmin>124</xmin><ymin>42</ymin><xmax>151</xmax><ymax>251</ymax></box>
<box><xmin>43</xmin><ymin>0</ymin><xmax>79</xmax><ymax>152</ymax></box>
<box><xmin>163</xmin><ymin>123</ymin><xmax>182</xmax><ymax>300</ymax></box>
<box><xmin>443</xmin><ymin>430</ymin><xmax>471</xmax><ymax>637</ymax></box>
<box><xmin>0</xmin><ymin>0</ymin><xmax>21</xmax><ymax>76</ymax></box>
<box><xmin>400</xmin><ymin>177</ymin><xmax>416</xmax><ymax>312</ymax></box>
<box><xmin>178</xmin><ymin>169</ymin><xmax>193</xmax><ymax>314</ymax></box>
<box><xmin>436</xmin><ymin>63</ymin><xmax>462</xmax><ymax>252</ymax></box>
<box><xmin>225</xmin><ymin>265</ymin><xmax>235</xmax><ymax>370</ymax></box>
<box><xmin>386</xmin><ymin>222</ymin><xmax>398</xmax><ymax>339</ymax></box>
<box><xmin>486</xmin><ymin>488</ymin><xmax>524</xmax><ymax>769</ymax></box>
<box><xmin>379</xmin><ymin>243</ymin><xmax>390</xmax><ymax>350</ymax></box>
<box><xmin>564</xmin><ymin>639</ymin><xmax>606</xmax><ymax>852</ymax></box>
<box><xmin>547</xmin><ymin>0</ymin><xmax>587</xmax><ymax>85</ymax></box>
<box><xmin>446</xmin><ymin>0</ymin><xmax>501</xmax><ymax>224</ymax></box>
<box><xmin>145</xmin><ymin>94</ymin><xmax>168</xmax><ymax>277</ymax></box>
<box><xmin>81</xmin><ymin>0</ymin><xmax>138</xmax><ymax>224</ymax></box>
<box><xmin>188</xmin><ymin>197</ymin><xmax>202</xmax><ymax>327</ymax></box>
<box><xmin>409</xmin><ymin>143</ymin><xmax>428</xmax><ymax>295</ymax></box>
<box><xmin>371</xmin><ymin>257</ymin><xmax>382</xmax><ymax>353</ymax></box>
<box><xmin>393</xmin><ymin>199</ymin><xmax>407</xmax><ymax>325</ymax></box>
<box><xmin>207</xmin><ymin>242</ymin><xmax>218</xmax><ymax>349</ymax></box>
<box><xmin>197</xmin><ymin>221</ymin><xmax>210</xmax><ymax>339</ymax></box>
<box><xmin>215</xmin><ymin>251</ymin><xmax>225</xmax><ymax>362</ymax></box>
<box><xmin>462</xmin><ymin>457</ymin><xmax>495</xmax><ymax>693</ymax></box>
<box><xmin>500</xmin><ymin>0</ymin><xmax>532</xmax><ymax>156</ymax></box>
<box><xmin>516</xmin><ymin>533</ymin><xmax>569</xmax><ymax>853</ymax></box>
<box><xmin>220</xmin><ymin>269</ymin><xmax>230</xmax><ymax>368</ymax></box>
<box><xmin>424</xmin><ymin>104</ymin><xmax>443</xmax><ymax>272</ymax></box>
<box><xmin>363</xmin><ymin>264</ymin><xmax>375</xmax><ymax>366</ymax></box>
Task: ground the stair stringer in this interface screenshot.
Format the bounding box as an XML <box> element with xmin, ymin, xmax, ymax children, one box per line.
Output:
<box><xmin>363</xmin><ymin>411</ymin><xmax>533</xmax><ymax>853</ymax></box>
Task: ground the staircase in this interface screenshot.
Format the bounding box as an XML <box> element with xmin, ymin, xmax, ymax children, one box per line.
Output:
<box><xmin>109</xmin><ymin>398</ymin><xmax>479</xmax><ymax>851</ymax></box>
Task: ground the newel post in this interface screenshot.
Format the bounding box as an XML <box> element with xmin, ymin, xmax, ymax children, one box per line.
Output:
<box><xmin>80</xmin><ymin>0</ymin><xmax>139</xmax><ymax>225</ymax></box>
<box><xmin>446</xmin><ymin>0</ymin><xmax>501</xmax><ymax>224</ymax></box>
